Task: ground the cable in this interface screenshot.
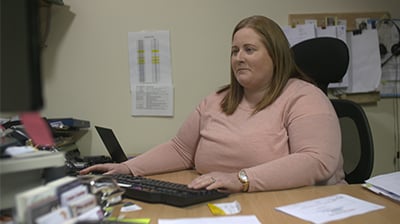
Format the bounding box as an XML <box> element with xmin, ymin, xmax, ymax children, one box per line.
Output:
<box><xmin>378</xmin><ymin>18</ymin><xmax>400</xmax><ymax>170</ymax></box>
<box><xmin>396</xmin><ymin>20</ymin><xmax>400</xmax><ymax>171</ymax></box>
<box><xmin>379</xmin><ymin>19</ymin><xmax>400</xmax><ymax>67</ymax></box>
<box><xmin>393</xmin><ymin>55</ymin><xmax>400</xmax><ymax>170</ymax></box>
<box><xmin>389</xmin><ymin>19</ymin><xmax>400</xmax><ymax>170</ymax></box>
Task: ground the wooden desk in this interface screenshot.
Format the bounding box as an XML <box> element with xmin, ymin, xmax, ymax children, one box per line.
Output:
<box><xmin>112</xmin><ymin>170</ymin><xmax>399</xmax><ymax>223</ymax></box>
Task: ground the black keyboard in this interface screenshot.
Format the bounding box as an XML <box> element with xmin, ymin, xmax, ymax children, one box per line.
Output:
<box><xmin>108</xmin><ymin>174</ymin><xmax>229</xmax><ymax>207</ymax></box>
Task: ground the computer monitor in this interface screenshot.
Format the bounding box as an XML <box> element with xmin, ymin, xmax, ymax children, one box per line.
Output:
<box><xmin>0</xmin><ymin>0</ymin><xmax>44</xmax><ymax>112</ymax></box>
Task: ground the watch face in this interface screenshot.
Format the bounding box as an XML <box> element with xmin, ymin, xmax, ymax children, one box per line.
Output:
<box><xmin>239</xmin><ymin>170</ymin><xmax>248</xmax><ymax>182</ymax></box>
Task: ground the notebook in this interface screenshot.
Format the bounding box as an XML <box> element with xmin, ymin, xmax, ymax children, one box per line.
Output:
<box><xmin>95</xmin><ymin>126</ymin><xmax>129</xmax><ymax>163</ymax></box>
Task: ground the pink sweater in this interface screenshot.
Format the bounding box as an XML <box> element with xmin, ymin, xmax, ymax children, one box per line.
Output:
<box><xmin>124</xmin><ymin>79</ymin><xmax>346</xmax><ymax>191</ymax></box>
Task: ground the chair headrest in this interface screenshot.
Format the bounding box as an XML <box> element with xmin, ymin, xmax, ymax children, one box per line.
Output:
<box><xmin>291</xmin><ymin>37</ymin><xmax>349</xmax><ymax>93</ymax></box>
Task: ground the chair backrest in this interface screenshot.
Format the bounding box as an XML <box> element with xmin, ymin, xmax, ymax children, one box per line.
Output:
<box><xmin>292</xmin><ymin>37</ymin><xmax>349</xmax><ymax>94</ymax></box>
<box><xmin>331</xmin><ymin>99</ymin><xmax>374</xmax><ymax>183</ymax></box>
<box><xmin>291</xmin><ymin>37</ymin><xmax>374</xmax><ymax>184</ymax></box>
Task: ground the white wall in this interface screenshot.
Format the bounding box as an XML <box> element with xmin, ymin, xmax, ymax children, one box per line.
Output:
<box><xmin>40</xmin><ymin>0</ymin><xmax>400</xmax><ymax>176</ymax></box>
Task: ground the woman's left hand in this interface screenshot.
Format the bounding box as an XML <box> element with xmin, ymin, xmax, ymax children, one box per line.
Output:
<box><xmin>188</xmin><ymin>171</ymin><xmax>244</xmax><ymax>193</ymax></box>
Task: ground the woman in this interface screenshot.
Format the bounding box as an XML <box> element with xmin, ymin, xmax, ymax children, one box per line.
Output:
<box><xmin>81</xmin><ymin>15</ymin><xmax>346</xmax><ymax>192</ymax></box>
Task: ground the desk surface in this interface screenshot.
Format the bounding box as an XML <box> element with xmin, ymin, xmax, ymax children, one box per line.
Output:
<box><xmin>112</xmin><ymin>170</ymin><xmax>399</xmax><ymax>224</ymax></box>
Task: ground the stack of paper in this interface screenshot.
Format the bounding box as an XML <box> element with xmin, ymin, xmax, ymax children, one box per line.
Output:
<box><xmin>363</xmin><ymin>171</ymin><xmax>400</xmax><ymax>202</ymax></box>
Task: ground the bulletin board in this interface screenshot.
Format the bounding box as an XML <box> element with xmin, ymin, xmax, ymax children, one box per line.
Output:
<box><xmin>288</xmin><ymin>11</ymin><xmax>395</xmax><ymax>103</ymax></box>
<box><xmin>288</xmin><ymin>11</ymin><xmax>390</xmax><ymax>31</ymax></box>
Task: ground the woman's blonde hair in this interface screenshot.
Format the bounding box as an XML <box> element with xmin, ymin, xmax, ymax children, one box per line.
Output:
<box><xmin>218</xmin><ymin>15</ymin><xmax>313</xmax><ymax>115</ymax></box>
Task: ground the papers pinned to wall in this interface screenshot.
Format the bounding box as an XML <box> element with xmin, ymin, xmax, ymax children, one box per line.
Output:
<box><xmin>346</xmin><ymin>29</ymin><xmax>382</xmax><ymax>93</ymax></box>
<box><xmin>282</xmin><ymin>23</ymin><xmax>316</xmax><ymax>47</ymax></box>
<box><xmin>128</xmin><ymin>30</ymin><xmax>174</xmax><ymax>116</ymax></box>
<box><xmin>282</xmin><ymin>23</ymin><xmax>382</xmax><ymax>94</ymax></box>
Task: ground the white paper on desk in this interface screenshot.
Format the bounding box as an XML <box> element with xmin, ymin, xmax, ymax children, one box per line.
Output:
<box><xmin>364</xmin><ymin>171</ymin><xmax>400</xmax><ymax>201</ymax></box>
<box><xmin>275</xmin><ymin>194</ymin><xmax>384</xmax><ymax>224</ymax></box>
<box><xmin>346</xmin><ymin>29</ymin><xmax>382</xmax><ymax>93</ymax></box>
<box><xmin>363</xmin><ymin>184</ymin><xmax>400</xmax><ymax>202</ymax></box>
<box><xmin>158</xmin><ymin>215</ymin><xmax>261</xmax><ymax>224</ymax></box>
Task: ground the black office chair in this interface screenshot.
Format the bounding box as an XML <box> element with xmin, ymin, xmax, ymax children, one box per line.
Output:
<box><xmin>291</xmin><ymin>37</ymin><xmax>374</xmax><ymax>184</ymax></box>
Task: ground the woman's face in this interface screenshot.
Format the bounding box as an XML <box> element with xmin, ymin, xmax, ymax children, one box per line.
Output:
<box><xmin>231</xmin><ymin>27</ymin><xmax>274</xmax><ymax>92</ymax></box>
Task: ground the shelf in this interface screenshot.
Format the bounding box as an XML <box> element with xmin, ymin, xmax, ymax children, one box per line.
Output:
<box><xmin>336</xmin><ymin>91</ymin><xmax>381</xmax><ymax>104</ymax></box>
<box><xmin>0</xmin><ymin>151</ymin><xmax>65</xmax><ymax>210</ymax></box>
<box><xmin>0</xmin><ymin>151</ymin><xmax>65</xmax><ymax>174</ymax></box>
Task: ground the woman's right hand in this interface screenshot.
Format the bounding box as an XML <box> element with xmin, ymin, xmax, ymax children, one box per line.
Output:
<box><xmin>79</xmin><ymin>163</ymin><xmax>131</xmax><ymax>175</ymax></box>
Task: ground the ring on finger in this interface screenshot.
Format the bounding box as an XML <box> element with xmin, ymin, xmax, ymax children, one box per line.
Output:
<box><xmin>210</xmin><ymin>177</ymin><xmax>216</xmax><ymax>184</ymax></box>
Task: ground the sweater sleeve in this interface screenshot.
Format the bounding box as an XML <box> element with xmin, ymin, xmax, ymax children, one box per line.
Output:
<box><xmin>246</xmin><ymin>87</ymin><xmax>345</xmax><ymax>191</ymax></box>
<box><xmin>122</xmin><ymin>103</ymin><xmax>203</xmax><ymax>176</ymax></box>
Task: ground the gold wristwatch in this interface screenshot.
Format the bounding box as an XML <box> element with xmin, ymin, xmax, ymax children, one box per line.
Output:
<box><xmin>238</xmin><ymin>169</ymin><xmax>249</xmax><ymax>192</ymax></box>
